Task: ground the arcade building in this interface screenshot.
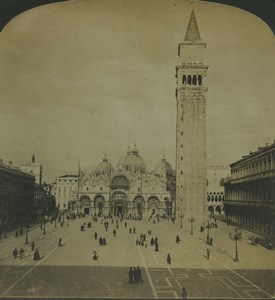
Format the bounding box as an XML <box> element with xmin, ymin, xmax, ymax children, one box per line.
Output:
<box><xmin>76</xmin><ymin>146</ymin><xmax>175</xmax><ymax>218</ymax></box>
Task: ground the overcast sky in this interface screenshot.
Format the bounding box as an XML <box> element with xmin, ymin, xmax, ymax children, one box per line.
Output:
<box><xmin>0</xmin><ymin>0</ymin><xmax>274</xmax><ymax>183</ymax></box>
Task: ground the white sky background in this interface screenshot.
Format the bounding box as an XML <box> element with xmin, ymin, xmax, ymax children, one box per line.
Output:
<box><xmin>0</xmin><ymin>0</ymin><xmax>274</xmax><ymax>183</ymax></box>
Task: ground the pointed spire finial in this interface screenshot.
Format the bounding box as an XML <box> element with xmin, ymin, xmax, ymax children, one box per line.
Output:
<box><xmin>184</xmin><ymin>10</ymin><xmax>201</xmax><ymax>42</ymax></box>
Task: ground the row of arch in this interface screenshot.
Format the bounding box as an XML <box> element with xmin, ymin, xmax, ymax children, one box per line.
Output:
<box><xmin>182</xmin><ymin>75</ymin><xmax>202</xmax><ymax>86</ymax></box>
<box><xmin>208</xmin><ymin>205</ymin><xmax>223</xmax><ymax>214</ymax></box>
<box><xmin>79</xmin><ymin>194</ymin><xmax>169</xmax><ymax>206</ymax></box>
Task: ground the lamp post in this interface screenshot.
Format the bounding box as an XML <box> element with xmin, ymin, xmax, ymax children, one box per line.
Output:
<box><xmin>188</xmin><ymin>215</ymin><xmax>195</xmax><ymax>235</ymax></box>
<box><xmin>180</xmin><ymin>212</ymin><xmax>183</xmax><ymax>228</ymax></box>
<box><xmin>54</xmin><ymin>213</ymin><xmax>57</xmax><ymax>228</ymax></box>
<box><xmin>25</xmin><ymin>223</ymin><xmax>29</xmax><ymax>244</ymax></box>
<box><xmin>206</xmin><ymin>217</ymin><xmax>210</xmax><ymax>244</ymax></box>
<box><xmin>43</xmin><ymin>217</ymin><xmax>46</xmax><ymax>235</ymax></box>
<box><xmin>230</xmin><ymin>228</ymin><xmax>241</xmax><ymax>262</ymax></box>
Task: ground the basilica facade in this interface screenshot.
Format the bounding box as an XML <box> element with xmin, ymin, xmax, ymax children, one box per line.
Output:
<box><xmin>76</xmin><ymin>146</ymin><xmax>175</xmax><ymax>218</ymax></box>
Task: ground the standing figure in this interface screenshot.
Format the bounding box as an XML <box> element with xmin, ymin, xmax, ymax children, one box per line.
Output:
<box><xmin>209</xmin><ymin>237</ymin><xmax>213</xmax><ymax>246</ymax></box>
<box><xmin>136</xmin><ymin>266</ymin><xmax>143</xmax><ymax>283</ymax></box>
<box><xmin>176</xmin><ymin>235</ymin><xmax>180</xmax><ymax>244</ymax></box>
<box><xmin>13</xmin><ymin>247</ymin><xmax>18</xmax><ymax>258</ymax></box>
<box><xmin>31</xmin><ymin>241</ymin><xmax>35</xmax><ymax>251</ymax></box>
<box><xmin>150</xmin><ymin>237</ymin><xmax>155</xmax><ymax>246</ymax></box>
<box><xmin>113</xmin><ymin>229</ymin><xmax>116</xmax><ymax>237</ymax></box>
<box><xmin>94</xmin><ymin>232</ymin><xmax>98</xmax><ymax>240</ymax></box>
<box><xmin>128</xmin><ymin>267</ymin><xmax>134</xmax><ymax>284</ymax></box>
<box><xmin>58</xmin><ymin>237</ymin><xmax>63</xmax><ymax>247</ymax></box>
<box><xmin>167</xmin><ymin>253</ymin><xmax>172</xmax><ymax>264</ymax></box>
<box><xmin>129</xmin><ymin>228</ymin><xmax>132</xmax><ymax>234</ymax></box>
<box><xmin>92</xmin><ymin>250</ymin><xmax>98</xmax><ymax>260</ymax></box>
<box><xmin>181</xmin><ymin>287</ymin><xmax>188</xmax><ymax>299</ymax></box>
<box><xmin>155</xmin><ymin>242</ymin><xmax>159</xmax><ymax>252</ymax></box>
<box><xmin>33</xmin><ymin>249</ymin><xmax>40</xmax><ymax>261</ymax></box>
<box><xmin>133</xmin><ymin>227</ymin><xmax>136</xmax><ymax>234</ymax></box>
<box><xmin>19</xmin><ymin>247</ymin><xmax>24</xmax><ymax>259</ymax></box>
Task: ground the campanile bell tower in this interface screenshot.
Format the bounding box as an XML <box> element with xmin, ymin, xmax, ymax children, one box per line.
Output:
<box><xmin>175</xmin><ymin>10</ymin><xmax>208</xmax><ymax>221</ymax></box>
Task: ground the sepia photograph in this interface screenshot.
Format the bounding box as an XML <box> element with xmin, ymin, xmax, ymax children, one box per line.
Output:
<box><xmin>0</xmin><ymin>0</ymin><xmax>274</xmax><ymax>298</ymax></box>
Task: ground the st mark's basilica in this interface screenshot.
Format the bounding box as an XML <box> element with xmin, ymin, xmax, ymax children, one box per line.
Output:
<box><xmin>76</xmin><ymin>145</ymin><xmax>175</xmax><ymax>218</ymax></box>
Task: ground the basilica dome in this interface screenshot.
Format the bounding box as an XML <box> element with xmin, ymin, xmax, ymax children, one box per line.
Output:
<box><xmin>95</xmin><ymin>156</ymin><xmax>113</xmax><ymax>175</ymax></box>
<box><xmin>155</xmin><ymin>156</ymin><xmax>174</xmax><ymax>177</ymax></box>
<box><xmin>117</xmin><ymin>146</ymin><xmax>145</xmax><ymax>173</ymax></box>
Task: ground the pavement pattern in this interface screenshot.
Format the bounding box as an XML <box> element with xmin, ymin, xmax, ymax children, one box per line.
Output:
<box><xmin>0</xmin><ymin>215</ymin><xmax>274</xmax><ymax>299</ymax></box>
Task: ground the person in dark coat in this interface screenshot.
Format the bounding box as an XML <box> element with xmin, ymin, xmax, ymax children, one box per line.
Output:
<box><xmin>150</xmin><ymin>237</ymin><xmax>155</xmax><ymax>246</ymax></box>
<box><xmin>167</xmin><ymin>253</ymin><xmax>172</xmax><ymax>264</ymax></box>
<box><xmin>181</xmin><ymin>287</ymin><xmax>188</xmax><ymax>299</ymax></box>
<box><xmin>129</xmin><ymin>228</ymin><xmax>132</xmax><ymax>234</ymax></box>
<box><xmin>33</xmin><ymin>249</ymin><xmax>40</xmax><ymax>261</ymax></box>
<box><xmin>154</xmin><ymin>237</ymin><xmax>158</xmax><ymax>244</ymax></box>
<box><xmin>133</xmin><ymin>267</ymin><xmax>138</xmax><ymax>283</ymax></box>
<box><xmin>13</xmin><ymin>247</ymin><xmax>18</xmax><ymax>258</ymax></box>
<box><xmin>210</xmin><ymin>237</ymin><xmax>213</xmax><ymax>246</ymax></box>
<box><xmin>94</xmin><ymin>232</ymin><xmax>98</xmax><ymax>239</ymax></box>
<box><xmin>92</xmin><ymin>250</ymin><xmax>98</xmax><ymax>260</ymax></box>
<box><xmin>176</xmin><ymin>235</ymin><xmax>180</xmax><ymax>244</ymax></box>
<box><xmin>99</xmin><ymin>236</ymin><xmax>103</xmax><ymax>246</ymax></box>
<box><xmin>155</xmin><ymin>242</ymin><xmax>159</xmax><ymax>252</ymax></box>
<box><xmin>58</xmin><ymin>237</ymin><xmax>62</xmax><ymax>247</ymax></box>
<box><xmin>133</xmin><ymin>227</ymin><xmax>136</xmax><ymax>234</ymax></box>
<box><xmin>136</xmin><ymin>266</ymin><xmax>143</xmax><ymax>283</ymax></box>
<box><xmin>128</xmin><ymin>267</ymin><xmax>134</xmax><ymax>284</ymax></box>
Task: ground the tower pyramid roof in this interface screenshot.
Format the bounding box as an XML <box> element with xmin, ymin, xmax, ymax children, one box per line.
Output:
<box><xmin>184</xmin><ymin>10</ymin><xmax>201</xmax><ymax>42</ymax></box>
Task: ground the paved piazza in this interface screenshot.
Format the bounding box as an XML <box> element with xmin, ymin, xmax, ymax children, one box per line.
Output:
<box><xmin>0</xmin><ymin>216</ymin><xmax>274</xmax><ymax>299</ymax></box>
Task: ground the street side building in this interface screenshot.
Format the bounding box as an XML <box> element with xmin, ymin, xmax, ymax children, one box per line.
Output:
<box><xmin>19</xmin><ymin>155</ymin><xmax>42</xmax><ymax>185</ymax></box>
<box><xmin>0</xmin><ymin>160</ymin><xmax>35</xmax><ymax>236</ymax></box>
<box><xmin>53</xmin><ymin>175</ymin><xmax>78</xmax><ymax>209</ymax></box>
<box><xmin>224</xmin><ymin>141</ymin><xmax>275</xmax><ymax>237</ymax></box>
<box><xmin>175</xmin><ymin>10</ymin><xmax>208</xmax><ymax>221</ymax></box>
<box><xmin>207</xmin><ymin>165</ymin><xmax>230</xmax><ymax>215</ymax></box>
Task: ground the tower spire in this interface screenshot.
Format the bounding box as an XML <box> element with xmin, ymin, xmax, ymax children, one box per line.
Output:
<box><xmin>184</xmin><ymin>10</ymin><xmax>201</xmax><ymax>42</ymax></box>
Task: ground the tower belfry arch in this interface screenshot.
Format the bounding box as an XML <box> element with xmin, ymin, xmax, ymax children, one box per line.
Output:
<box><xmin>175</xmin><ymin>10</ymin><xmax>208</xmax><ymax>221</ymax></box>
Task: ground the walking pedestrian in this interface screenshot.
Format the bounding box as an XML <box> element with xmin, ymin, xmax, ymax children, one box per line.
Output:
<box><xmin>99</xmin><ymin>236</ymin><xmax>103</xmax><ymax>246</ymax></box>
<box><xmin>176</xmin><ymin>235</ymin><xmax>180</xmax><ymax>244</ymax></box>
<box><xmin>113</xmin><ymin>229</ymin><xmax>116</xmax><ymax>237</ymax></box>
<box><xmin>133</xmin><ymin>227</ymin><xmax>136</xmax><ymax>234</ymax></box>
<box><xmin>167</xmin><ymin>253</ymin><xmax>172</xmax><ymax>264</ymax></box>
<box><xmin>129</xmin><ymin>228</ymin><xmax>132</xmax><ymax>234</ymax></box>
<box><xmin>94</xmin><ymin>232</ymin><xmax>98</xmax><ymax>239</ymax></box>
<box><xmin>125</xmin><ymin>222</ymin><xmax>127</xmax><ymax>228</ymax></box>
<box><xmin>206</xmin><ymin>248</ymin><xmax>210</xmax><ymax>260</ymax></box>
<box><xmin>150</xmin><ymin>237</ymin><xmax>155</xmax><ymax>246</ymax></box>
<box><xmin>58</xmin><ymin>237</ymin><xmax>63</xmax><ymax>247</ymax></box>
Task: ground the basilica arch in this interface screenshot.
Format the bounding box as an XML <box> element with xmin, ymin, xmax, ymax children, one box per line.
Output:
<box><xmin>110</xmin><ymin>191</ymin><xmax>128</xmax><ymax>215</ymax></box>
<box><xmin>133</xmin><ymin>196</ymin><xmax>144</xmax><ymax>217</ymax></box>
<box><xmin>148</xmin><ymin>196</ymin><xmax>160</xmax><ymax>216</ymax></box>
<box><xmin>94</xmin><ymin>195</ymin><xmax>105</xmax><ymax>216</ymax></box>
<box><xmin>80</xmin><ymin>195</ymin><xmax>91</xmax><ymax>215</ymax></box>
